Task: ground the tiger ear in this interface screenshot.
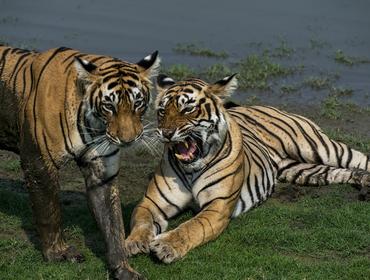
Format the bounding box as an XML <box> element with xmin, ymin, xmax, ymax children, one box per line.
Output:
<box><xmin>137</xmin><ymin>50</ymin><xmax>161</xmax><ymax>79</ymax></box>
<box><xmin>208</xmin><ymin>73</ymin><xmax>238</xmax><ymax>99</ymax></box>
<box><xmin>155</xmin><ymin>74</ymin><xmax>175</xmax><ymax>107</ymax></box>
<box><xmin>156</xmin><ymin>74</ymin><xmax>175</xmax><ymax>95</ymax></box>
<box><xmin>74</xmin><ymin>57</ymin><xmax>98</xmax><ymax>82</ymax></box>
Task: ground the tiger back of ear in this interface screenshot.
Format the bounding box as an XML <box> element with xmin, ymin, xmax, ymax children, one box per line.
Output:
<box><xmin>155</xmin><ymin>74</ymin><xmax>176</xmax><ymax>107</ymax></box>
<box><xmin>208</xmin><ymin>73</ymin><xmax>238</xmax><ymax>98</ymax></box>
<box><xmin>136</xmin><ymin>50</ymin><xmax>161</xmax><ymax>79</ymax></box>
<box><xmin>74</xmin><ymin>57</ymin><xmax>98</xmax><ymax>82</ymax></box>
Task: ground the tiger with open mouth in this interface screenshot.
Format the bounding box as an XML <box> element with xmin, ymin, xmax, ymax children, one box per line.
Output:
<box><xmin>126</xmin><ymin>73</ymin><xmax>370</xmax><ymax>263</ymax></box>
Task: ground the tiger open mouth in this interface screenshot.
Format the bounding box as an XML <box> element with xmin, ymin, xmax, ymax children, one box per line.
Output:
<box><xmin>170</xmin><ymin>136</ymin><xmax>202</xmax><ymax>163</ymax></box>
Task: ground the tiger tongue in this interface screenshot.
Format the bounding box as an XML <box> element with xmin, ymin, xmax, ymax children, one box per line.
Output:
<box><xmin>176</xmin><ymin>142</ymin><xmax>190</xmax><ymax>155</ymax></box>
<box><xmin>175</xmin><ymin>140</ymin><xmax>196</xmax><ymax>158</ymax></box>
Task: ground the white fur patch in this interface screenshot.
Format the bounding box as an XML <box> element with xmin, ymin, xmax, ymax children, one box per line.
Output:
<box><xmin>163</xmin><ymin>77</ymin><xmax>175</xmax><ymax>83</ymax></box>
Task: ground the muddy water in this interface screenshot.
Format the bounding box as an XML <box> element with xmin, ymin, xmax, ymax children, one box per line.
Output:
<box><xmin>0</xmin><ymin>0</ymin><xmax>369</xmax><ymax>106</ymax></box>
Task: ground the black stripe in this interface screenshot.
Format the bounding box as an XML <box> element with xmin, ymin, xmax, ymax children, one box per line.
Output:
<box><xmin>194</xmin><ymin>218</ymin><xmax>206</xmax><ymax>243</ymax></box>
<box><xmin>240</xmin><ymin>128</ymin><xmax>283</xmax><ymax>160</ymax></box>
<box><xmin>20</xmin><ymin>63</ymin><xmax>28</xmax><ymax>99</ymax></box>
<box><xmin>250</xmin><ymin>106</ymin><xmax>298</xmax><ymax>137</ymax></box>
<box><xmin>231</xmin><ymin>112</ymin><xmax>296</xmax><ymax>161</ymax></box>
<box><xmin>145</xmin><ymin>194</ymin><xmax>169</xmax><ymax>220</ymax></box>
<box><xmin>345</xmin><ymin>146</ymin><xmax>353</xmax><ymax>168</ymax></box>
<box><xmin>153</xmin><ymin>176</ymin><xmax>181</xmax><ymax>212</ymax></box>
<box><xmin>254</xmin><ymin>174</ymin><xmax>262</xmax><ymax>202</ymax></box>
<box><xmin>337</xmin><ymin>143</ymin><xmax>344</xmax><ymax>167</ymax></box>
<box><xmin>62</xmin><ymin>51</ymin><xmax>80</xmax><ymax>64</ymax></box>
<box><xmin>11</xmin><ymin>58</ymin><xmax>29</xmax><ymax>96</ymax></box>
<box><xmin>22</xmin><ymin>62</ymin><xmax>35</xmax><ymax>123</ymax></box>
<box><xmin>257</xmin><ymin>107</ymin><xmax>319</xmax><ymax>162</ymax></box>
<box><xmin>200</xmin><ymin>187</ymin><xmax>241</xmax><ymax>210</ymax></box>
<box><xmin>33</xmin><ymin>47</ymin><xmax>70</xmax><ymax>148</ymax></box>
<box><xmin>291</xmin><ymin>165</ymin><xmax>318</xmax><ymax>184</ymax></box>
<box><xmin>168</xmin><ymin>152</ymin><xmax>191</xmax><ymax>190</ymax></box>
<box><xmin>277</xmin><ymin>160</ymin><xmax>301</xmax><ymax>178</ymax></box>
<box><xmin>64</xmin><ymin>53</ymin><xmax>86</xmax><ymax>73</ymax></box>
<box><xmin>59</xmin><ymin>113</ymin><xmax>74</xmax><ymax>156</ymax></box>
<box><xmin>197</xmin><ymin>216</ymin><xmax>214</xmax><ymax>235</ymax></box>
<box><xmin>8</xmin><ymin>52</ymin><xmax>31</xmax><ymax>82</ymax></box>
<box><xmin>307</xmin><ymin>165</ymin><xmax>330</xmax><ymax>185</ymax></box>
<box><xmin>293</xmin><ymin>114</ymin><xmax>331</xmax><ymax>160</ymax></box>
<box><xmin>90</xmin><ymin>148</ymin><xmax>120</xmax><ymax>161</ymax></box>
<box><xmin>160</xmin><ymin>164</ymin><xmax>172</xmax><ymax>191</ymax></box>
<box><xmin>244</xmin><ymin>154</ymin><xmax>255</xmax><ymax>205</ymax></box>
<box><xmin>197</xmin><ymin>163</ymin><xmax>242</xmax><ymax>198</ymax></box>
<box><xmin>330</xmin><ymin>139</ymin><xmax>340</xmax><ymax>167</ymax></box>
<box><xmin>202</xmin><ymin>132</ymin><xmax>232</xmax><ymax>175</ymax></box>
<box><xmin>242</xmin><ymin>141</ymin><xmax>270</xmax><ymax>193</ymax></box>
<box><xmin>90</xmin><ymin>170</ymin><xmax>119</xmax><ymax>189</ymax></box>
<box><xmin>244</xmin><ymin>132</ymin><xmax>276</xmax><ymax>192</ymax></box>
<box><xmin>0</xmin><ymin>47</ymin><xmax>12</xmax><ymax>77</ymax></box>
<box><xmin>301</xmin><ymin>166</ymin><xmax>321</xmax><ymax>185</ymax></box>
<box><xmin>239</xmin><ymin>196</ymin><xmax>246</xmax><ymax>213</ymax></box>
<box><xmin>136</xmin><ymin>205</ymin><xmax>162</xmax><ymax>234</ymax></box>
<box><xmin>76</xmin><ymin>103</ymin><xmax>87</xmax><ymax>144</ymax></box>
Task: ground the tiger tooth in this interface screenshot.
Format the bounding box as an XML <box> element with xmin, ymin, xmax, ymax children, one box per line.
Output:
<box><xmin>184</xmin><ymin>142</ymin><xmax>189</xmax><ymax>149</ymax></box>
<box><xmin>175</xmin><ymin>153</ymin><xmax>183</xmax><ymax>160</ymax></box>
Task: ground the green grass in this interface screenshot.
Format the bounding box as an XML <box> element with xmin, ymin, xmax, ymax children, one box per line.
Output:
<box><xmin>325</xmin><ymin>128</ymin><xmax>370</xmax><ymax>153</ymax></box>
<box><xmin>320</xmin><ymin>95</ymin><xmax>341</xmax><ymax>120</ymax></box>
<box><xmin>1</xmin><ymin>182</ymin><xmax>369</xmax><ymax>280</ymax></box>
<box><xmin>164</xmin><ymin>53</ymin><xmax>295</xmax><ymax>90</ymax></box>
<box><xmin>237</xmin><ymin>54</ymin><xmax>295</xmax><ymax>90</ymax></box>
<box><xmin>334</xmin><ymin>50</ymin><xmax>370</xmax><ymax>66</ymax></box>
<box><xmin>0</xmin><ymin>159</ymin><xmax>21</xmax><ymax>172</ymax></box>
<box><xmin>280</xmin><ymin>84</ymin><xmax>300</xmax><ymax>94</ymax></box>
<box><xmin>267</xmin><ymin>40</ymin><xmax>295</xmax><ymax>58</ymax></box>
<box><xmin>304</xmin><ymin>76</ymin><xmax>332</xmax><ymax>90</ymax></box>
<box><xmin>173</xmin><ymin>43</ymin><xmax>228</xmax><ymax>58</ymax></box>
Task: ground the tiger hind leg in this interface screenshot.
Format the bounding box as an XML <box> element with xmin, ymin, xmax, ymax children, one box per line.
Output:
<box><xmin>277</xmin><ymin>159</ymin><xmax>370</xmax><ymax>200</ymax></box>
<box><xmin>21</xmin><ymin>150</ymin><xmax>84</xmax><ymax>263</ymax></box>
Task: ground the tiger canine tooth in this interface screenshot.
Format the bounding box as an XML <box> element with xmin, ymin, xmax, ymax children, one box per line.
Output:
<box><xmin>184</xmin><ymin>141</ymin><xmax>189</xmax><ymax>149</ymax></box>
<box><xmin>175</xmin><ymin>153</ymin><xmax>184</xmax><ymax>160</ymax></box>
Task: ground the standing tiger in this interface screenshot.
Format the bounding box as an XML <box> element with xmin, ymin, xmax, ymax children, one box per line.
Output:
<box><xmin>0</xmin><ymin>44</ymin><xmax>160</xmax><ymax>279</ymax></box>
<box><xmin>126</xmin><ymin>74</ymin><xmax>370</xmax><ymax>263</ymax></box>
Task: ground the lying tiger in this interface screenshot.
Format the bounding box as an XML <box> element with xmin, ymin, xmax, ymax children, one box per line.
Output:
<box><xmin>126</xmin><ymin>74</ymin><xmax>370</xmax><ymax>263</ymax></box>
<box><xmin>0</xmin><ymin>45</ymin><xmax>160</xmax><ymax>279</ymax></box>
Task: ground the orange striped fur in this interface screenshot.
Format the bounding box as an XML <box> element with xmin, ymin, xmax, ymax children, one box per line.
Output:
<box><xmin>126</xmin><ymin>74</ymin><xmax>369</xmax><ymax>263</ymax></box>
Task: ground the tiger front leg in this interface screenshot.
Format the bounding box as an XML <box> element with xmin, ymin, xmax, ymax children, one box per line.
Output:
<box><xmin>149</xmin><ymin>197</ymin><xmax>237</xmax><ymax>263</ymax></box>
<box><xmin>79</xmin><ymin>152</ymin><xmax>141</xmax><ymax>280</ymax></box>
<box><xmin>126</xmin><ymin>172</ymin><xmax>192</xmax><ymax>257</ymax></box>
<box><xmin>125</xmin><ymin>201</ymin><xmax>167</xmax><ymax>256</ymax></box>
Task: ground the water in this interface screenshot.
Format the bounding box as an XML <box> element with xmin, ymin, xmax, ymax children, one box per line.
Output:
<box><xmin>1</xmin><ymin>0</ymin><xmax>369</xmax><ymax>106</ymax></box>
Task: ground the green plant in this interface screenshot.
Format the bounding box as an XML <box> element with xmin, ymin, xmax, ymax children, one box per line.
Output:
<box><xmin>173</xmin><ymin>43</ymin><xmax>228</xmax><ymax>58</ymax></box>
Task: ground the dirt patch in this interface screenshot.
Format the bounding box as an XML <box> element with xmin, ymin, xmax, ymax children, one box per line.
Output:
<box><xmin>272</xmin><ymin>182</ymin><xmax>363</xmax><ymax>203</ymax></box>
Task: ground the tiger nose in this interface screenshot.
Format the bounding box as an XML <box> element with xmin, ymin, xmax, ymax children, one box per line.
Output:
<box><xmin>161</xmin><ymin>129</ymin><xmax>175</xmax><ymax>140</ymax></box>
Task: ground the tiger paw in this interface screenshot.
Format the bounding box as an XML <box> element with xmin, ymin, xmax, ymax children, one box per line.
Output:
<box><xmin>114</xmin><ymin>265</ymin><xmax>144</xmax><ymax>280</ymax></box>
<box><xmin>149</xmin><ymin>232</ymin><xmax>186</xmax><ymax>263</ymax></box>
<box><xmin>44</xmin><ymin>245</ymin><xmax>85</xmax><ymax>263</ymax></box>
<box><xmin>125</xmin><ymin>228</ymin><xmax>155</xmax><ymax>256</ymax></box>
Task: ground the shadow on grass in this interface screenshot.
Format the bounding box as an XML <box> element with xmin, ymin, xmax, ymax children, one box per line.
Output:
<box><xmin>0</xmin><ymin>177</ymin><xmax>138</xmax><ymax>266</ymax></box>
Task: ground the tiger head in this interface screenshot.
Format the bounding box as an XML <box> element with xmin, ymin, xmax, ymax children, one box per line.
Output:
<box><xmin>155</xmin><ymin>74</ymin><xmax>238</xmax><ymax>168</ymax></box>
<box><xmin>74</xmin><ymin>51</ymin><xmax>160</xmax><ymax>145</ymax></box>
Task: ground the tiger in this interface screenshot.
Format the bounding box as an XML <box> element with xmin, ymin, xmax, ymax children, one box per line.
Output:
<box><xmin>125</xmin><ymin>73</ymin><xmax>370</xmax><ymax>264</ymax></box>
<box><xmin>0</xmin><ymin>44</ymin><xmax>160</xmax><ymax>279</ymax></box>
